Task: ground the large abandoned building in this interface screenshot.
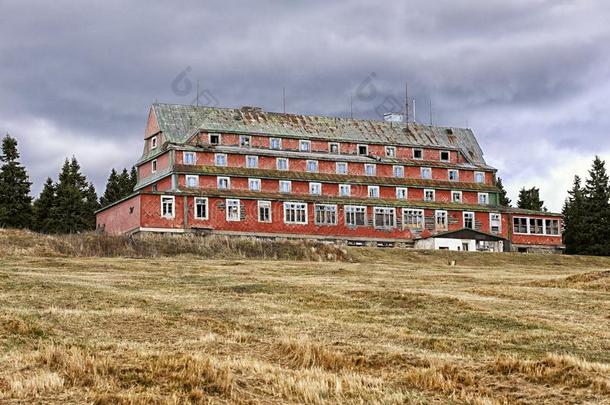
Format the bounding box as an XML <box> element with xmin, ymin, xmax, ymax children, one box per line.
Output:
<box><xmin>96</xmin><ymin>103</ymin><xmax>564</xmax><ymax>253</ymax></box>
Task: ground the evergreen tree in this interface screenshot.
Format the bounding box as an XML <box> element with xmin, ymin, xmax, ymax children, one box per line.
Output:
<box><xmin>100</xmin><ymin>169</ymin><xmax>122</xmax><ymax>207</ymax></box>
<box><xmin>32</xmin><ymin>178</ymin><xmax>56</xmax><ymax>233</ymax></box>
<box><xmin>117</xmin><ymin>168</ymin><xmax>133</xmax><ymax>197</ymax></box>
<box><xmin>495</xmin><ymin>177</ymin><xmax>511</xmax><ymax>207</ymax></box>
<box><xmin>517</xmin><ymin>187</ymin><xmax>546</xmax><ymax>211</ymax></box>
<box><xmin>129</xmin><ymin>166</ymin><xmax>138</xmax><ymax>191</ymax></box>
<box><xmin>0</xmin><ymin>134</ymin><xmax>33</xmax><ymax>228</ymax></box>
<box><xmin>562</xmin><ymin>176</ymin><xmax>587</xmax><ymax>254</ymax></box>
<box><xmin>581</xmin><ymin>156</ymin><xmax>610</xmax><ymax>255</ymax></box>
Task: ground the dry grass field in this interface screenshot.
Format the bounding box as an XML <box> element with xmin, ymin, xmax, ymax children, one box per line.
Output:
<box><xmin>1</xmin><ymin>230</ymin><xmax>609</xmax><ymax>404</ymax></box>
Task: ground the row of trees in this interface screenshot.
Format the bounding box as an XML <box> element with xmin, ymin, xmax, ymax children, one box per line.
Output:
<box><xmin>494</xmin><ymin>177</ymin><xmax>546</xmax><ymax>211</ymax></box>
<box><xmin>0</xmin><ymin>134</ymin><xmax>137</xmax><ymax>233</ymax></box>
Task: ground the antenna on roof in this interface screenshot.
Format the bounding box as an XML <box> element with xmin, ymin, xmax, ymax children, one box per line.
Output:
<box><xmin>196</xmin><ymin>80</ymin><xmax>200</xmax><ymax>107</ymax></box>
<box><xmin>405</xmin><ymin>82</ymin><xmax>409</xmax><ymax>123</ymax></box>
<box><xmin>413</xmin><ymin>99</ymin><xmax>417</xmax><ymax>123</ymax></box>
<box><xmin>350</xmin><ymin>94</ymin><xmax>353</xmax><ymax>119</ymax></box>
<box><xmin>429</xmin><ymin>98</ymin><xmax>432</xmax><ymax>125</ymax></box>
<box><xmin>283</xmin><ymin>87</ymin><xmax>286</xmax><ymax>114</ymax></box>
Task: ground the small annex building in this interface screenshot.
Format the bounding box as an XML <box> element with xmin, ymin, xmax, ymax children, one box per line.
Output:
<box><xmin>414</xmin><ymin>228</ymin><xmax>506</xmax><ymax>252</ymax></box>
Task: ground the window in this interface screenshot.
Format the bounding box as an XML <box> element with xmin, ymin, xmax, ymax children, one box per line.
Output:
<box><xmin>474</xmin><ymin>172</ymin><xmax>485</xmax><ymax>184</ymax></box>
<box><xmin>246</xmin><ymin>155</ymin><xmax>258</xmax><ymax>168</ymax></box>
<box><xmin>345</xmin><ymin>205</ymin><xmax>366</xmax><ymax>226</ymax></box>
<box><xmin>424</xmin><ymin>189</ymin><xmax>435</xmax><ymax>202</ymax></box>
<box><xmin>545</xmin><ymin>219</ymin><xmax>560</xmax><ymax>235</ymax></box>
<box><xmin>421</xmin><ymin>167</ymin><xmax>432</xmax><ymax>179</ymax></box>
<box><xmin>279</xmin><ymin>180</ymin><xmax>291</xmax><ymax>193</ymax></box>
<box><xmin>435</xmin><ymin>210</ymin><xmax>448</xmax><ymax>231</ymax></box>
<box><xmin>306</xmin><ymin>160</ymin><xmax>319</xmax><ymax>173</ymax></box>
<box><xmin>194</xmin><ymin>197</ymin><xmax>208</xmax><ymax>220</ymax></box>
<box><xmin>490</xmin><ymin>213</ymin><xmax>501</xmax><ymax>233</ymax></box>
<box><xmin>403</xmin><ymin>209</ymin><xmax>424</xmax><ymax>229</ymax></box>
<box><xmin>217</xmin><ymin>176</ymin><xmax>230</xmax><ymax>190</ymax></box>
<box><xmin>440</xmin><ymin>150</ymin><xmax>450</xmax><ymax>161</ymax></box>
<box><xmin>276</xmin><ymin>158</ymin><xmax>289</xmax><ymax>171</ymax></box>
<box><xmin>183</xmin><ymin>152</ymin><xmax>196</xmax><ymax>165</ymax></box>
<box><xmin>248</xmin><ymin>178</ymin><xmax>261</xmax><ymax>191</ymax></box>
<box><xmin>451</xmin><ymin>191</ymin><xmax>462</xmax><ymax>203</ymax></box>
<box><xmin>413</xmin><ymin>148</ymin><xmax>423</xmax><ymax>159</ymax></box>
<box><xmin>258</xmin><ymin>201</ymin><xmax>272</xmax><ymax>223</ymax></box>
<box><xmin>215</xmin><ymin>153</ymin><xmax>227</xmax><ymax>167</ymax></box>
<box><xmin>185</xmin><ymin>175</ymin><xmax>199</xmax><ymax>188</ymax></box>
<box><xmin>209</xmin><ymin>133</ymin><xmax>220</xmax><ymax>144</ymax></box>
<box><xmin>365</xmin><ymin>164</ymin><xmax>376</xmax><ymax>176</ymax></box>
<box><xmin>336</xmin><ymin>162</ymin><xmax>348</xmax><ymax>174</ymax></box>
<box><xmin>448</xmin><ymin>170</ymin><xmax>459</xmax><ymax>181</ymax></box>
<box><xmin>270</xmin><ymin>138</ymin><xmax>281</xmax><ymax>150</ymax></box>
<box><xmin>284</xmin><ymin>202</ymin><xmax>308</xmax><ymax>224</ymax></box>
<box><xmin>161</xmin><ymin>196</ymin><xmax>175</xmax><ymax>219</ymax></box>
<box><xmin>309</xmin><ymin>182</ymin><xmax>322</xmax><ymax>195</ymax></box>
<box><xmin>357</xmin><ymin>144</ymin><xmax>368</xmax><ymax>155</ymax></box>
<box><xmin>151</xmin><ymin>136</ymin><xmax>158</xmax><ymax>149</ymax></box>
<box><xmin>513</xmin><ymin>217</ymin><xmax>528</xmax><ymax>234</ymax></box>
<box><xmin>385</xmin><ymin>146</ymin><xmax>396</xmax><ymax>157</ymax></box>
<box><xmin>226</xmin><ymin>199</ymin><xmax>241</xmax><ymax>221</ymax></box>
<box><xmin>530</xmin><ymin>218</ymin><xmax>544</xmax><ymax>234</ymax></box>
<box><xmin>339</xmin><ymin>184</ymin><xmax>351</xmax><ymax>197</ymax></box>
<box><xmin>329</xmin><ymin>143</ymin><xmax>340</xmax><ymax>154</ymax></box>
<box><xmin>299</xmin><ymin>140</ymin><xmax>311</xmax><ymax>152</ymax></box>
<box><xmin>240</xmin><ymin>135</ymin><xmax>251</xmax><ymax>147</ymax></box>
<box><xmin>151</xmin><ymin>159</ymin><xmax>157</xmax><ymax>173</ymax></box>
<box><xmin>463</xmin><ymin>212</ymin><xmax>475</xmax><ymax>229</ymax></box>
<box><xmin>374</xmin><ymin>207</ymin><xmax>396</xmax><ymax>229</ymax></box>
<box><xmin>396</xmin><ymin>187</ymin><xmax>407</xmax><ymax>199</ymax></box>
<box><xmin>314</xmin><ymin>204</ymin><xmax>337</xmax><ymax>225</ymax></box>
<box><xmin>368</xmin><ymin>186</ymin><xmax>380</xmax><ymax>198</ymax></box>
<box><xmin>478</xmin><ymin>193</ymin><xmax>489</xmax><ymax>205</ymax></box>
<box><xmin>393</xmin><ymin>165</ymin><xmax>404</xmax><ymax>177</ymax></box>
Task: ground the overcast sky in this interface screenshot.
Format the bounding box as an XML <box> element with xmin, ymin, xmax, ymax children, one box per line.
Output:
<box><xmin>2</xmin><ymin>0</ymin><xmax>610</xmax><ymax>211</ymax></box>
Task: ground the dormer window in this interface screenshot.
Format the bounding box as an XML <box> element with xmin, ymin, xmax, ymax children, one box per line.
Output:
<box><xmin>151</xmin><ymin>136</ymin><xmax>158</xmax><ymax>149</ymax></box>
<box><xmin>440</xmin><ymin>150</ymin><xmax>450</xmax><ymax>161</ymax></box>
<box><xmin>364</xmin><ymin>164</ymin><xmax>376</xmax><ymax>176</ymax></box>
<box><xmin>413</xmin><ymin>148</ymin><xmax>423</xmax><ymax>159</ymax></box>
<box><xmin>329</xmin><ymin>143</ymin><xmax>340</xmax><ymax>154</ymax></box>
<box><xmin>209</xmin><ymin>133</ymin><xmax>220</xmax><ymax>145</ymax></box>
<box><xmin>299</xmin><ymin>140</ymin><xmax>311</xmax><ymax>152</ymax></box>
<box><xmin>270</xmin><ymin>138</ymin><xmax>281</xmax><ymax>150</ymax></box>
<box><xmin>240</xmin><ymin>135</ymin><xmax>251</xmax><ymax>147</ymax></box>
<box><xmin>183</xmin><ymin>152</ymin><xmax>196</xmax><ymax>165</ymax></box>
<box><xmin>357</xmin><ymin>144</ymin><xmax>368</xmax><ymax>155</ymax></box>
<box><xmin>385</xmin><ymin>146</ymin><xmax>396</xmax><ymax>157</ymax></box>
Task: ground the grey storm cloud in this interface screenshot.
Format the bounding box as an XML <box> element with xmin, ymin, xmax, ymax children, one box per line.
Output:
<box><xmin>1</xmin><ymin>0</ymin><xmax>610</xmax><ymax>211</ymax></box>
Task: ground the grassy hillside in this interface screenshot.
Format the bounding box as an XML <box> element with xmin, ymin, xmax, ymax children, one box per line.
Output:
<box><xmin>0</xmin><ymin>230</ymin><xmax>609</xmax><ymax>404</ymax></box>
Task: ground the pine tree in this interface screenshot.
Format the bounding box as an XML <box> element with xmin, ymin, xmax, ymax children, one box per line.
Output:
<box><xmin>0</xmin><ymin>134</ymin><xmax>33</xmax><ymax>228</ymax></box>
<box><xmin>32</xmin><ymin>178</ymin><xmax>56</xmax><ymax>233</ymax></box>
<box><xmin>100</xmin><ymin>169</ymin><xmax>122</xmax><ymax>207</ymax></box>
<box><xmin>517</xmin><ymin>187</ymin><xmax>545</xmax><ymax>211</ymax></box>
<box><xmin>495</xmin><ymin>177</ymin><xmax>511</xmax><ymax>207</ymax></box>
<box><xmin>581</xmin><ymin>156</ymin><xmax>610</xmax><ymax>255</ymax></box>
<box><xmin>129</xmin><ymin>166</ymin><xmax>138</xmax><ymax>191</ymax></box>
<box><xmin>562</xmin><ymin>176</ymin><xmax>587</xmax><ymax>254</ymax></box>
<box><xmin>117</xmin><ymin>168</ymin><xmax>133</xmax><ymax>197</ymax></box>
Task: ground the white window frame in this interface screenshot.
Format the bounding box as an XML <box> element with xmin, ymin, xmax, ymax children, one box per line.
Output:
<box><xmin>478</xmin><ymin>192</ymin><xmax>489</xmax><ymax>205</ymax></box>
<box><xmin>440</xmin><ymin>150</ymin><xmax>450</xmax><ymax>162</ymax></box>
<box><xmin>309</xmin><ymin>182</ymin><xmax>322</xmax><ymax>195</ymax></box>
<box><xmin>368</xmin><ymin>185</ymin><xmax>380</xmax><ymax>198</ymax></box>
<box><xmin>214</xmin><ymin>153</ymin><xmax>227</xmax><ymax>167</ymax></box>
<box><xmin>403</xmin><ymin>208</ymin><xmax>424</xmax><ymax>229</ymax></box>
<box><xmin>421</xmin><ymin>167</ymin><xmax>432</xmax><ymax>179</ymax></box>
<box><xmin>364</xmin><ymin>164</ymin><xmax>376</xmax><ymax>176</ymax></box>
<box><xmin>283</xmin><ymin>202</ymin><xmax>308</xmax><ymax>224</ymax></box>
<box><xmin>435</xmin><ymin>210</ymin><xmax>448</xmax><ymax>231</ymax></box>
<box><xmin>270</xmin><ymin>137</ymin><xmax>282</xmax><ymax>150</ymax></box>
<box><xmin>424</xmin><ymin>189</ymin><xmax>435</xmax><ymax>202</ymax></box>
<box><xmin>185</xmin><ymin>175</ymin><xmax>199</xmax><ymax>188</ymax></box>
<box><xmin>463</xmin><ymin>211</ymin><xmax>475</xmax><ymax>229</ymax></box>
<box><xmin>396</xmin><ymin>187</ymin><xmax>408</xmax><ymax>200</ymax></box>
<box><xmin>217</xmin><ymin>176</ymin><xmax>231</xmax><ymax>190</ymax></box>
<box><xmin>490</xmin><ymin>213</ymin><xmax>501</xmax><ymax>233</ymax></box>
<box><xmin>345</xmin><ymin>205</ymin><xmax>366</xmax><ymax>227</ymax></box>
<box><xmin>258</xmin><ymin>200</ymin><xmax>272</xmax><ymax>223</ymax></box>
<box><xmin>246</xmin><ymin>155</ymin><xmax>258</xmax><ymax>168</ymax></box>
<box><xmin>413</xmin><ymin>148</ymin><xmax>423</xmax><ymax>159</ymax></box>
<box><xmin>248</xmin><ymin>178</ymin><xmax>261</xmax><ymax>191</ymax></box>
<box><xmin>545</xmin><ymin>219</ymin><xmax>561</xmax><ymax>236</ymax></box>
<box><xmin>161</xmin><ymin>195</ymin><xmax>175</xmax><ymax>219</ymax></box>
<box><xmin>299</xmin><ymin>140</ymin><xmax>311</xmax><ymax>152</ymax></box>
<box><xmin>194</xmin><ymin>197</ymin><xmax>208</xmax><ymax>220</ymax></box>
<box><xmin>151</xmin><ymin>159</ymin><xmax>157</xmax><ymax>173</ymax></box>
<box><xmin>474</xmin><ymin>171</ymin><xmax>485</xmax><ymax>184</ymax></box>
<box><xmin>448</xmin><ymin>169</ymin><xmax>459</xmax><ymax>182</ymax></box>
<box><xmin>183</xmin><ymin>151</ymin><xmax>196</xmax><ymax>165</ymax></box>
<box><xmin>339</xmin><ymin>184</ymin><xmax>351</xmax><ymax>197</ymax></box>
<box><xmin>314</xmin><ymin>204</ymin><xmax>338</xmax><ymax>226</ymax></box>
<box><xmin>451</xmin><ymin>190</ymin><xmax>463</xmax><ymax>203</ymax></box>
<box><xmin>276</xmin><ymin>157</ymin><xmax>289</xmax><ymax>171</ymax></box>
<box><xmin>393</xmin><ymin>165</ymin><xmax>404</xmax><ymax>177</ymax></box>
<box><xmin>329</xmin><ymin>142</ymin><xmax>340</xmax><ymax>154</ymax></box>
<box><xmin>279</xmin><ymin>180</ymin><xmax>292</xmax><ymax>193</ymax></box>
<box><xmin>151</xmin><ymin>136</ymin><xmax>158</xmax><ymax>149</ymax></box>
<box><xmin>373</xmin><ymin>207</ymin><xmax>396</xmax><ymax>229</ymax></box>
<box><xmin>306</xmin><ymin>160</ymin><xmax>319</xmax><ymax>173</ymax></box>
<box><xmin>385</xmin><ymin>146</ymin><xmax>396</xmax><ymax>157</ymax></box>
<box><xmin>209</xmin><ymin>133</ymin><xmax>221</xmax><ymax>144</ymax></box>
<box><xmin>226</xmin><ymin>199</ymin><xmax>241</xmax><ymax>222</ymax></box>
<box><xmin>336</xmin><ymin>162</ymin><xmax>348</xmax><ymax>174</ymax></box>
<box><xmin>513</xmin><ymin>217</ymin><xmax>529</xmax><ymax>234</ymax></box>
<box><xmin>239</xmin><ymin>135</ymin><xmax>251</xmax><ymax>147</ymax></box>
<box><xmin>357</xmin><ymin>144</ymin><xmax>368</xmax><ymax>155</ymax></box>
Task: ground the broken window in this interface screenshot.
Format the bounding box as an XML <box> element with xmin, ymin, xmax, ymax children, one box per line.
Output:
<box><xmin>240</xmin><ymin>135</ymin><xmax>251</xmax><ymax>147</ymax></box>
<box><xmin>490</xmin><ymin>213</ymin><xmax>501</xmax><ymax>233</ymax></box>
<box><xmin>385</xmin><ymin>146</ymin><xmax>396</xmax><ymax>157</ymax></box>
<box><xmin>357</xmin><ymin>144</ymin><xmax>368</xmax><ymax>155</ymax></box>
<box><xmin>529</xmin><ymin>218</ymin><xmax>544</xmax><ymax>234</ymax></box>
<box><xmin>413</xmin><ymin>148</ymin><xmax>423</xmax><ymax>159</ymax></box>
<box><xmin>463</xmin><ymin>212</ymin><xmax>475</xmax><ymax>229</ymax></box>
<box><xmin>403</xmin><ymin>209</ymin><xmax>424</xmax><ymax>229</ymax></box>
<box><xmin>448</xmin><ymin>169</ymin><xmax>459</xmax><ymax>181</ymax></box>
<box><xmin>396</xmin><ymin>187</ymin><xmax>407</xmax><ymax>199</ymax></box>
<box><xmin>435</xmin><ymin>210</ymin><xmax>448</xmax><ymax>231</ymax></box>
<box><xmin>217</xmin><ymin>177</ymin><xmax>230</xmax><ymax>190</ymax></box>
<box><xmin>513</xmin><ymin>217</ymin><xmax>528</xmax><ymax>233</ymax></box>
<box><xmin>451</xmin><ymin>191</ymin><xmax>462</xmax><ymax>203</ymax></box>
<box><xmin>209</xmin><ymin>133</ymin><xmax>220</xmax><ymax>144</ymax></box>
<box><xmin>226</xmin><ymin>199</ymin><xmax>241</xmax><ymax>221</ymax></box>
<box><xmin>440</xmin><ymin>150</ymin><xmax>450</xmax><ymax>161</ymax></box>
<box><xmin>424</xmin><ymin>189</ymin><xmax>435</xmax><ymax>202</ymax></box>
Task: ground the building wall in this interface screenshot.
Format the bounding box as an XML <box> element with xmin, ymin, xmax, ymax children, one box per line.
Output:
<box><xmin>96</xmin><ymin>195</ymin><xmax>141</xmax><ymax>235</ymax></box>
